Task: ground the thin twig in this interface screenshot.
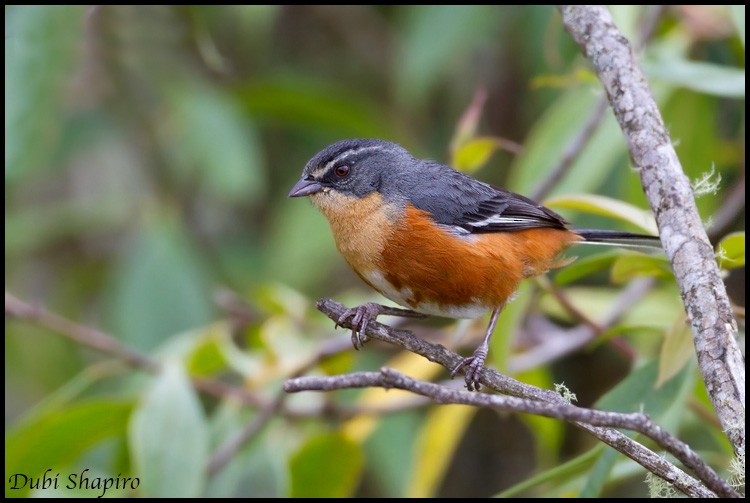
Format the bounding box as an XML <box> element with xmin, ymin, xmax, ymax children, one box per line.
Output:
<box><xmin>534</xmin><ymin>275</ymin><xmax>604</xmax><ymax>332</ymax></box>
<box><xmin>4</xmin><ymin>291</ymin><xmax>268</xmax><ymax>416</ymax></box>
<box><xmin>5</xmin><ymin>291</ymin><xmax>159</xmax><ymax>372</ymax></box>
<box><xmin>706</xmin><ymin>170</ymin><xmax>745</xmax><ymax>243</ymax></box>
<box><xmin>531</xmin><ymin>5</ymin><xmax>666</xmax><ymax>203</ymax></box>
<box><xmin>511</xmin><ymin>277</ymin><xmax>654</xmax><ymax>372</ymax></box>
<box><xmin>531</xmin><ymin>97</ymin><xmax>609</xmax><ymax>202</ymax></box>
<box><xmin>207</xmin><ymin>392</ymin><xmax>287</xmax><ymax>476</ymax></box>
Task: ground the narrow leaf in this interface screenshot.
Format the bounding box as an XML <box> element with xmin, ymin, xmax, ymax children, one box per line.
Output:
<box><xmin>545</xmin><ymin>194</ymin><xmax>658</xmax><ymax>235</ymax></box>
<box><xmin>407</xmin><ymin>405</ymin><xmax>476</xmax><ymax>497</ymax></box>
<box><xmin>656</xmin><ymin>314</ymin><xmax>695</xmax><ymax>387</ymax></box>
<box><xmin>610</xmin><ymin>253</ymin><xmax>673</xmax><ymax>283</ymax></box>
<box><xmin>452</xmin><ymin>137</ymin><xmax>501</xmax><ymax>172</ymax></box>
<box><xmin>642</xmin><ymin>59</ymin><xmax>745</xmax><ymax>98</ymax></box>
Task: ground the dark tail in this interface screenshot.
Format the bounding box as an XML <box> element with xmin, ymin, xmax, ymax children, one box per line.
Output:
<box><xmin>574</xmin><ymin>229</ymin><xmax>662</xmax><ymax>251</ymax></box>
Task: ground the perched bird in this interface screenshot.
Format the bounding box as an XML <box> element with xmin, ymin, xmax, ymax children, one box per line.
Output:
<box><xmin>289</xmin><ymin>139</ymin><xmax>661</xmax><ymax>390</ymax></box>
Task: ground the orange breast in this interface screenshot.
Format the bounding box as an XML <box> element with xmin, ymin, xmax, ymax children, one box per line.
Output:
<box><xmin>378</xmin><ymin>205</ymin><xmax>581</xmax><ymax>317</ymax></box>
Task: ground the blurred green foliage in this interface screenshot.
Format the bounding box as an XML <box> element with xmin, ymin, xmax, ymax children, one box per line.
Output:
<box><xmin>5</xmin><ymin>5</ymin><xmax>745</xmax><ymax>498</ymax></box>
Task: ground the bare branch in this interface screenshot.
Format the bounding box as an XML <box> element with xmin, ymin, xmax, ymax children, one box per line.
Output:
<box><xmin>207</xmin><ymin>392</ymin><xmax>286</xmax><ymax>476</ymax></box>
<box><xmin>313</xmin><ymin>298</ymin><xmax>738</xmax><ymax>498</ymax></box>
<box><xmin>557</xmin><ymin>4</ymin><xmax>745</xmax><ymax>457</ymax></box>
<box><xmin>5</xmin><ymin>291</ymin><xmax>159</xmax><ymax>372</ymax></box>
<box><xmin>4</xmin><ymin>291</ymin><xmax>267</xmax><ymax>420</ymax></box>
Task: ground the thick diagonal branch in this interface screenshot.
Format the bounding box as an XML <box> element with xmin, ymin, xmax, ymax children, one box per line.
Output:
<box><xmin>557</xmin><ymin>4</ymin><xmax>744</xmax><ymax>457</ymax></box>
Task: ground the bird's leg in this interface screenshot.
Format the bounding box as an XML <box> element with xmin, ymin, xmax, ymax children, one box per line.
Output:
<box><xmin>451</xmin><ymin>306</ymin><xmax>503</xmax><ymax>391</ymax></box>
<box><xmin>336</xmin><ymin>302</ymin><xmax>425</xmax><ymax>350</ymax></box>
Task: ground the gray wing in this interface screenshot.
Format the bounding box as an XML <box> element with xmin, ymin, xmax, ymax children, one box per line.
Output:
<box><xmin>405</xmin><ymin>161</ymin><xmax>568</xmax><ymax>233</ymax></box>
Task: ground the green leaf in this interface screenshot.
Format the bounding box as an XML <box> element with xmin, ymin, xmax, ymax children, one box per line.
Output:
<box><xmin>553</xmin><ymin>252</ymin><xmax>620</xmax><ymax>286</ymax></box>
<box><xmin>261</xmin><ymin>198</ymin><xmax>341</xmax><ymax>290</ymax></box>
<box><xmin>596</xmin><ymin>359</ymin><xmax>691</xmax><ymax>416</ymax></box>
<box><xmin>497</xmin><ymin>445</ymin><xmax>604</xmax><ymax>497</ymax></box>
<box><xmin>186</xmin><ymin>328</ymin><xmax>230</xmax><ymax>376</ymax></box>
<box><xmin>579</xmin><ymin>447</ymin><xmax>619</xmax><ymax>498</ymax></box>
<box><xmin>129</xmin><ymin>363</ymin><xmax>210</xmax><ymax>497</ymax></box>
<box><xmin>544</xmin><ymin>194</ymin><xmax>658</xmax><ymax>235</ymax></box>
<box><xmin>165</xmin><ymin>85</ymin><xmax>267</xmax><ymax>203</ymax></box>
<box><xmin>451</xmin><ymin>137</ymin><xmax>501</xmax><ymax>173</ymax></box>
<box><xmin>5</xmin><ymin>400</ymin><xmax>133</xmax><ymax>498</ymax></box>
<box><xmin>491</xmin><ymin>281</ymin><xmax>534</xmax><ymax>373</ymax></box>
<box><xmin>236</xmin><ymin>77</ymin><xmax>391</xmax><ymax>138</ymax></box>
<box><xmin>581</xmin><ymin>360</ymin><xmax>693</xmax><ymax>496</ymax></box>
<box><xmin>364</xmin><ymin>411</ymin><xmax>421</xmax><ymax>497</ymax></box>
<box><xmin>642</xmin><ymin>59</ymin><xmax>745</xmax><ymax>98</ymax></box>
<box><xmin>508</xmin><ymin>90</ymin><xmax>627</xmax><ymax>197</ymax></box>
<box><xmin>610</xmin><ymin>253</ymin><xmax>673</xmax><ymax>283</ymax></box>
<box><xmin>539</xmin><ymin>285</ymin><xmax>682</xmax><ymax>330</ymax></box>
<box><xmin>716</xmin><ymin>231</ymin><xmax>745</xmax><ymax>269</ymax></box>
<box><xmin>515</xmin><ymin>367</ymin><xmax>566</xmax><ymax>478</ymax></box>
<box><xmin>5</xmin><ymin>6</ymin><xmax>85</xmax><ymax>180</ymax></box>
<box><xmin>449</xmin><ymin>87</ymin><xmax>487</xmax><ymax>154</ymax></box>
<box><xmin>396</xmin><ymin>6</ymin><xmax>496</xmax><ymax>107</ymax></box>
<box><xmin>205</xmin><ymin>401</ymin><xmax>287</xmax><ymax>497</ymax></box>
<box><xmin>608</xmin><ymin>6</ymin><xmax>644</xmax><ymax>44</ymax></box>
<box><xmin>289</xmin><ymin>432</ymin><xmax>363</xmax><ymax>497</ymax></box>
<box><xmin>107</xmin><ymin>210</ymin><xmax>214</xmax><ymax>350</ymax></box>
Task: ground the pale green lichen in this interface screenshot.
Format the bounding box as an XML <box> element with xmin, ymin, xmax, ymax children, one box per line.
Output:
<box><xmin>645</xmin><ymin>472</ymin><xmax>677</xmax><ymax>498</ymax></box>
<box><xmin>554</xmin><ymin>382</ymin><xmax>577</xmax><ymax>404</ymax></box>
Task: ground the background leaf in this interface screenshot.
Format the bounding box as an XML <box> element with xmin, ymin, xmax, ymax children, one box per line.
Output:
<box><xmin>642</xmin><ymin>59</ymin><xmax>745</xmax><ymax>98</ymax></box>
<box><xmin>657</xmin><ymin>314</ymin><xmax>695</xmax><ymax>387</ymax></box>
<box><xmin>106</xmin><ymin>211</ymin><xmax>214</xmax><ymax>350</ymax></box>
<box><xmin>716</xmin><ymin>231</ymin><xmax>745</xmax><ymax>269</ymax></box>
<box><xmin>128</xmin><ymin>363</ymin><xmax>210</xmax><ymax>497</ymax></box>
<box><xmin>289</xmin><ymin>432</ymin><xmax>363</xmax><ymax>498</ymax></box>
<box><xmin>5</xmin><ymin>400</ymin><xmax>133</xmax><ymax>498</ymax></box>
<box><xmin>5</xmin><ymin>6</ymin><xmax>85</xmax><ymax>180</ymax></box>
<box><xmin>544</xmin><ymin>194</ymin><xmax>658</xmax><ymax>234</ymax></box>
<box><xmin>452</xmin><ymin>137</ymin><xmax>501</xmax><ymax>172</ymax></box>
<box><xmin>407</xmin><ymin>405</ymin><xmax>476</xmax><ymax>497</ymax></box>
<box><xmin>164</xmin><ymin>85</ymin><xmax>267</xmax><ymax>203</ymax></box>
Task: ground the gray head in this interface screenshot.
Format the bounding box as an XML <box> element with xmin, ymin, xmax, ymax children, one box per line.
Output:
<box><xmin>288</xmin><ymin>139</ymin><xmax>413</xmax><ymax>200</ymax></box>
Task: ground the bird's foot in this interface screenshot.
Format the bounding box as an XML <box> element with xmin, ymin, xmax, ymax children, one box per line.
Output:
<box><xmin>336</xmin><ymin>302</ymin><xmax>380</xmax><ymax>349</ymax></box>
<box><xmin>336</xmin><ymin>302</ymin><xmax>424</xmax><ymax>350</ymax></box>
<box><xmin>450</xmin><ymin>346</ymin><xmax>488</xmax><ymax>392</ymax></box>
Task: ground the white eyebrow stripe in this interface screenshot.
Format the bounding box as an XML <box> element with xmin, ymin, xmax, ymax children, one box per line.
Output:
<box><xmin>310</xmin><ymin>145</ymin><xmax>387</xmax><ymax>179</ymax></box>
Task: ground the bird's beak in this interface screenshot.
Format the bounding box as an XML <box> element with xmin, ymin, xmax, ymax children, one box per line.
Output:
<box><xmin>288</xmin><ymin>177</ymin><xmax>323</xmax><ymax>198</ymax></box>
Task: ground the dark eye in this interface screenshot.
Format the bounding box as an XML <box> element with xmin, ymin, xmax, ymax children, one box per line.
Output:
<box><xmin>334</xmin><ymin>165</ymin><xmax>350</xmax><ymax>177</ymax></box>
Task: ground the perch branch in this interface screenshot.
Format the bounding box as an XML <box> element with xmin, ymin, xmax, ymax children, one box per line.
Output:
<box><xmin>312</xmin><ymin>298</ymin><xmax>738</xmax><ymax>498</ymax></box>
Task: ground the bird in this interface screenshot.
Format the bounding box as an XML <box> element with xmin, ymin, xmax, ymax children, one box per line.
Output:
<box><xmin>288</xmin><ymin>138</ymin><xmax>661</xmax><ymax>391</ymax></box>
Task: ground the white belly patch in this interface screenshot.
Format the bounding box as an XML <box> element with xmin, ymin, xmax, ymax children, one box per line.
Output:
<box><xmin>362</xmin><ymin>270</ymin><xmax>489</xmax><ymax>319</ymax></box>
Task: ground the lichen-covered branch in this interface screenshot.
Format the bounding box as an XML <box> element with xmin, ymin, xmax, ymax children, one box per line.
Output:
<box><xmin>557</xmin><ymin>4</ymin><xmax>745</xmax><ymax>457</ymax></box>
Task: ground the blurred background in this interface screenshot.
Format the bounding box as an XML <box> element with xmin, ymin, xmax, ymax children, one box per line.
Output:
<box><xmin>5</xmin><ymin>5</ymin><xmax>745</xmax><ymax>497</ymax></box>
